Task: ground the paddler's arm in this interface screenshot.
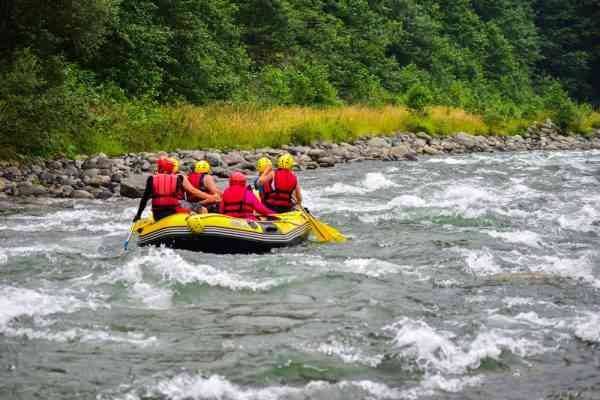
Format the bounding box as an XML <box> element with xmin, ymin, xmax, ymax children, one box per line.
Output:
<box><xmin>182</xmin><ymin>176</ymin><xmax>218</xmax><ymax>202</ymax></box>
<box><xmin>247</xmin><ymin>190</ymin><xmax>275</xmax><ymax>216</ymax></box>
<box><xmin>293</xmin><ymin>185</ymin><xmax>303</xmax><ymax>206</ymax></box>
<box><xmin>133</xmin><ymin>176</ymin><xmax>153</xmax><ymax>222</ymax></box>
<box><xmin>257</xmin><ymin>168</ymin><xmax>273</xmax><ymax>186</ymax></box>
<box><xmin>204</xmin><ymin>175</ymin><xmax>222</xmax><ymax>196</ymax></box>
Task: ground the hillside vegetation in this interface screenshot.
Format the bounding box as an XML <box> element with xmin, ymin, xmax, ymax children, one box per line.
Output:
<box><xmin>1</xmin><ymin>0</ymin><xmax>599</xmax><ymax>157</ymax></box>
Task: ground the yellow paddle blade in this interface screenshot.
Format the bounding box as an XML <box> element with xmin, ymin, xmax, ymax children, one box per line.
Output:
<box><xmin>302</xmin><ymin>209</ymin><xmax>347</xmax><ymax>243</ymax></box>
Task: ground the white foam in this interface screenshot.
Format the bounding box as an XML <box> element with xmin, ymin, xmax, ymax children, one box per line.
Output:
<box><xmin>387</xmin><ymin>195</ymin><xmax>427</xmax><ymax>208</ymax></box>
<box><xmin>4</xmin><ymin>326</ymin><xmax>157</xmax><ymax>346</ymax></box>
<box><xmin>323</xmin><ymin>182</ymin><xmax>366</xmax><ymax>195</ymax></box>
<box><xmin>0</xmin><ymin>286</ymin><xmax>99</xmax><ymax>331</ymax></box>
<box><xmin>557</xmin><ymin>204</ymin><xmax>599</xmax><ymax>233</ymax></box>
<box><xmin>461</xmin><ymin>248</ymin><xmax>503</xmax><ymax>276</ymax></box>
<box><xmin>321</xmin><ymin>172</ymin><xmax>398</xmax><ymax>196</ymax></box>
<box><xmin>108</xmin><ymin>248</ymin><xmax>285</xmax><ymax>295</ymax></box>
<box><xmin>316</xmin><ymin>339</ymin><xmax>384</xmax><ymax>367</ymax></box>
<box><xmin>112</xmin><ymin>373</ymin><xmax>406</xmax><ymax>400</ymax></box>
<box><xmin>384</xmin><ymin>318</ymin><xmax>545</xmax><ymax>374</ymax></box>
<box><xmin>573</xmin><ymin>312</ymin><xmax>600</xmax><ymax>343</ymax></box>
<box><xmin>487</xmin><ymin>230</ymin><xmax>543</xmax><ymax>248</ymax></box>
<box><xmin>400</xmin><ymin>375</ymin><xmax>483</xmax><ymax>400</ymax></box>
<box><xmin>339</xmin><ymin>258</ymin><xmax>405</xmax><ymax>278</ymax></box>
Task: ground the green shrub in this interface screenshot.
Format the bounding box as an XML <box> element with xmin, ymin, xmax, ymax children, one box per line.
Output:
<box><xmin>406</xmin><ymin>83</ymin><xmax>433</xmax><ymax>113</ymax></box>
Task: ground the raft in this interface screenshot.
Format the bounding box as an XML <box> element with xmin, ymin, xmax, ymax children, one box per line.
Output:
<box><xmin>132</xmin><ymin>211</ymin><xmax>311</xmax><ymax>254</ymax></box>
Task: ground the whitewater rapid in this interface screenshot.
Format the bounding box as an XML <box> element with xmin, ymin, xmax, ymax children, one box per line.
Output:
<box><xmin>1</xmin><ymin>150</ymin><xmax>600</xmax><ymax>399</ymax></box>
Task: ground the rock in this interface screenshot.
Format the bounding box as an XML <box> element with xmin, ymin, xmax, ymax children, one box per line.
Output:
<box><xmin>71</xmin><ymin>190</ymin><xmax>94</xmax><ymax>199</ymax></box>
<box><xmin>307</xmin><ymin>148</ymin><xmax>326</xmax><ymax>159</ymax></box>
<box><xmin>383</xmin><ymin>144</ymin><xmax>411</xmax><ymax>161</ymax></box>
<box><xmin>61</xmin><ymin>185</ymin><xmax>74</xmax><ymax>197</ymax></box>
<box><xmin>206</xmin><ymin>152</ymin><xmax>223</xmax><ymax>167</ymax></box>
<box><xmin>17</xmin><ymin>182</ymin><xmax>48</xmax><ymax>196</ymax></box>
<box><xmin>111</xmin><ymin>173</ymin><xmax>122</xmax><ymax>183</ymax></box>
<box><xmin>4</xmin><ymin>166</ymin><xmax>21</xmax><ymax>180</ymax></box>
<box><xmin>82</xmin><ymin>157</ymin><xmax>97</xmax><ymax>169</ymax></box>
<box><xmin>141</xmin><ymin>160</ymin><xmax>151</xmax><ymax>171</ymax></box>
<box><xmin>415</xmin><ymin>131</ymin><xmax>432</xmax><ymax>143</ymax></box>
<box><xmin>96</xmin><ymin>157</ymin><xmax>113</xmax><ymax>169</ymax></box>
<box><xmin>453</xmin><ymin>132</ymin><xmax>477</xmax><ymax>148</ymax></box>
<box><xmin>422</xmin><ymin>145</ymin><xmax>441</xmax><ymax>155</ymax></box>
<box><xmin>223</xmin><ymin>152</ymin><xmax>246</xmax><ymax>166</ymax></box>
<box><xmin>120</xmin><ymin>174</ymin><xmax>148</xmax><ymax>198</ymax></box>
<box><xmin>89</xmin><ymin>175</ymin><xmax>111</xmax><ymax>187</ymax></box>
<box><xmin>83</xmin><ymin>168</ymin><xmax>100</xmax><ymax>178</ymax></box>
<box><xmin>0</xmin><ymin>178</ymin><xmax>7</xmax><ymax>192</ymax></box>
<box><xmin>47</xmin><ymin>160</ymin><xmax>63</xmax><ymax>170</ymax></box>
<box><xmin>39</xmin><ymin>172</ymin><xmax>55</xmax><ymax>184</ymax></box>
<box><xmin>318</xmin><ymin>157</ymin><xmax>336</xmax><ymax>167</ymax></box>
<box><xmin>95</xmin><ymin>190</ymin><xmax>113</xmax><ymax>199</ymax></box>
<box><xmin>367</xmin><ymin>137</ymin><xmax>390</xmax><ymax>148</ymax></box>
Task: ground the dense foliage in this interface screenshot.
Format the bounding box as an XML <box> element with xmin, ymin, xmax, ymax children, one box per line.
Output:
<box><xmin>1</xmin><ymin>0</ymin><xmax>598</xmax><ymax>156</ymax></box>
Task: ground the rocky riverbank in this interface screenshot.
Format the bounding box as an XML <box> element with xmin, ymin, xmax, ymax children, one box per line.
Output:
<box><xmin>1</xmin><ymin>120</ymin><xmax>599</xmax><ymax>201</ymax></box>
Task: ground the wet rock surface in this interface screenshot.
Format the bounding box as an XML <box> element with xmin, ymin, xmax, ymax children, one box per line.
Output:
<box><xmin>1</xmin><ymin>119</ymin><xmax>599</xmax><ymax>199</ymax></box>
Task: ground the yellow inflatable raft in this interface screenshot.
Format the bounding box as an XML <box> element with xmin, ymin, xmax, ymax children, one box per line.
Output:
<box><xmin>132</xmin><ymin>211</ymin><xmax>311</xmax><ymax>254</ymax></box>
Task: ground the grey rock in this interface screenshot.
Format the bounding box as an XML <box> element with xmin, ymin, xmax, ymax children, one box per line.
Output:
<box><xmin>83</xmin><ymin>168</ymin><xmax>100</xmax><ymax>178</ymax></box>
<box><xmin>63</xmin><ymin>166</ymin><xmax>79</xmax><ymax>176</ymax></box>
<box><xmin>61</xmin><ymin>185</ymin><xmax>74</xmax><ymax>197</ymax></box>
<box><xmin>4</xmin><ymin>166</ymin><xmax>21</xmax><ymax>179</ymax></box>
<box><xmin>383</xmin><ymin>144</ymin><xmax>411</xmax><ymax>161</ymax></box>
<box><xmin>367</xmin><ymin>137</ymin><xmax>390</xmax><ymax>148</ymax></box>
<box><xmin>120</xmin><ymin>174</ymin><xmax>148</xmax><ymax>198</ymax></box>
<box><xmin>18</xmin><ymin>182</ymin><xmax>48</xmax><ymax>196</ymax></box>
<box><xmin>82</xmin><ymin>157</ymin><xmax>98</xmax><ymax>169</ymax></box>
<box><xmin>0</xmin><ymin>177</ymin><xmax>7</xmax><ymax>192</ymax></box>
<box><xmin>89</xmin><ymin>175</ymin><xmax>111</xmax><ymax>187</ymax></box>
<box><xmin>96</xmin><ymin>157</ymin><xmax>113</xmax><ymax>169</ymax></box>
<box><xmin>223</xmin><ymin>152</ymin><xmax>246</xmax><ymax>166</ymax></box>
<box><xmin>95</xmin><ymin>190</ymin><xmax>113</xmax><ymax>200</ymax></box>
<box><xmin>318</xmin><ymin>157</ymin><xmax>336</xmax><ymax>167</ymax></box>
<box><xmin>453</xmin><ymin>132</ymin><xmax>477</xmax><ymax>148</ymax></box>
<box><xmin>141</xmin><ymin>160</ymin><xmax>151</xmax><ymax>171</ymax></box>
<box><xmin>307</xmin><ymin>148</ymin><xmax>326</xmax><ymax>159</ymax></box>
<box><xmin>39</xmin><ymin>172</ymin><xmax>55</xmax><ymax>184</ymax></box>
<box><xmin>111</xmin><ymin>174</ymin><xmax>122</xmax><ymax>183</ymax></box>
<box><xmin>415</xmin><ymin>131</ymin><xmax>432</xmax><ymax>142</ymax></box>
<box><xmin>47</xmin><ymin>160</ymin><xmax>63</xmax><ymax>170</ymax></box>
<box><xmin>206</xmin><ymin>152</ymin><xmax>223</xmax><ymax>167</ymax></box>
<box><xmin>71</xmin><ymin>190</ymin><xmax>94</xmax><ymax>199</ymax></box>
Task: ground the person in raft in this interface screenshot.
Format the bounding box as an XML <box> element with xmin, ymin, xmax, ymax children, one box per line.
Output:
<box><xmin>253</xmin><ymin>157</ymin><xmax>272</xmax><ymax>195</ymax></box>
<box><xmin>184</xmin><ymin>160</ymin><xmax>221</xmax><ymax>213</ymax></box>
<box><xmin>220</xmin><ymin>172</ymin><xmax>274</xmax><ymax>220</ymax></box>
<box><xmin>256</xmin><ymin>153</ymin><xmax>302</xmax><ymax>213</ymax></box>
<box><xmin>133</xmin><ymin>157</ymin><xmax>219</xmax><ymax>222</ymax></box>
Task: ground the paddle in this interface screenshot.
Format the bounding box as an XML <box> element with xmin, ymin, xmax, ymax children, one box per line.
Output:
<box><xmin>123</xmin><ymin>223</ymin><xmax>135</xmax><ymax>251</ymax></box>
<box><xmin>300</xmin><ymin>207</ymin><xmax>347</xmax><ymax>243</ymax></box>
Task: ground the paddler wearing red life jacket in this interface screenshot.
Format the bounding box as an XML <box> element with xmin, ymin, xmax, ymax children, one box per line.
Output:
<box><xmin>132</xmin><ymin>157</ymin><xmax>219</xmax><ymax>222</ymax></box>
<box><xmin>257</xmin><ymin>153</ymin><xmax>302</xmax><ymax>213</ymax></box>
<box><xmin>185</xmin><ymin>160</ymin><xmax>221</xmax><ymax>213</ymax></box>
<box><xmin>220</xmin><ymin>172</ymin><xmax>274</xmax><ymax>220</ymax></box>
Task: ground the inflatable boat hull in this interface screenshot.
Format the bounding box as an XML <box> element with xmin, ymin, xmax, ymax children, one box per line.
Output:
<box><xmin>132</xmin><ymin>212</ymin><xmax>310</xmax><ymax>254</ymax></box>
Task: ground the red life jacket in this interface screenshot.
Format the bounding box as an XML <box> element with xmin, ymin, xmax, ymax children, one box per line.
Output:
<box><xmin>262</xmin><ymin>169</ymin><xmax>297</xmax><ymax>210</ymax></box>
<box><xmin>152</xmin><ymin>174</ymin><xmax>181</xmax><ymax>209</ymax></box>
<box><xmin>187</xmin><ymin>172</ymin><xmax>206</xmax><ymax>202</ymax></box>
<box><xmin>222</xmin><ymin>185</ymin><xmax>254</xmax><ymax>219</ymax></box>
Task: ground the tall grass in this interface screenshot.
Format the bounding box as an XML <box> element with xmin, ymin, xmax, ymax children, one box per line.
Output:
<box><xmin>85</xmin><ymin>103</ymin><xmax>599</xmax><ymax>156</ymax></box>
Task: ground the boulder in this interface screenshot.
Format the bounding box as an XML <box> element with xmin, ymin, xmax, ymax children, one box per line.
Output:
<box><xmin>222</xmin><ymin>152</ymin><xmax>246</xmax><ymax>166</ymax></box>
<box><xmin>82</xmin><ymin>157</ymin><xmax>98</xmax><ymax>169</ymax></box>
<box><xmin>120</xmin><ymin>174</ymin><xmax>148</xmax><ymax>198</ymax></box>
<box><xmin>0</xmin><ymin>177</ymin><xmax>7</xmax><ymax>192</ymax></box>
<box><xmin>83</xmin><ymin>168</ymin><xmax>100</xmax><ymax>178</ymax></box>
<box><xmin>453</xmin><ymin>132</ymin><xmax>477</xmax><ymax>149</ymax></box>
<box><xmin>307</xmin><ymin>148</ymin><xmax>326</xmax><ymax>159</ymax></box>
<box><xmin>89</xmin><ymin>175</ymin><xmax>111</xmax><ymax>187</ymax></box>
<box><xmin>17</xmin><ymin>182</ymin><xmax>48</xmax><ymax>196</ymax></box>
<box><xmin>367</xmin><ymin>137</ymin><xmax>390</xmax><ymax>148</ymax></box>
<box><xmin>96</xmin><ymin>157</ymin><xmax>114</xmax><ymax>169</ymax></box>
<box><xmin>141</xmin><ymin>160</ymin><xmax>151</xmax><ymax>171</ymax></box>
<box><xmin>95</xmin><ymin>190</ymin><xmax>113</xmax><ymax>200</ymax></box>
<box><xmin>206</xmin><ymin>152</ymin><xmax>223</xmax><ymax>167</ymax></box>
<box><xmin>71</xmin><ymin>190</ymin><xmax>94</xmax><ymax>199</ymax></box>
<box><xmin>318</xmin><ymin>157</ymin><xmax>336</xmax><ymax>167</ymax></box>
<box><xmin>4</xmin><ymin>166</ymin><xmax>21</xmax><ymax>180</ymax></box>
<box><xmin>383</xmin><ymin>144</ymin><xmax>411</xmax><ymax>161</ymax></box>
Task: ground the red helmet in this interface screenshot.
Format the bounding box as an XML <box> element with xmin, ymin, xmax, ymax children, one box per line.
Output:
<box><xmin>157</xmin><ymin>158</ymin><xmax>175</xmax><ymax>174</ymax></box>
<box><xmin>229</xmin><ymin>171</ymin><xmax>247</xmax><ymax>186</ymax></box>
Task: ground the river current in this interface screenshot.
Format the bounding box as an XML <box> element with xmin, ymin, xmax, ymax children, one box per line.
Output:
<box><xmin>1</xmin><ymin>150</ymin><xmax>600</xmax><ymax>399</ymax></box>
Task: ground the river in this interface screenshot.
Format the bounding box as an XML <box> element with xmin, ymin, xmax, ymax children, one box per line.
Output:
<box><xmin>1</xmin><ymin>150</ymin><xmax>600</xmax><ymax>399</ymax></box>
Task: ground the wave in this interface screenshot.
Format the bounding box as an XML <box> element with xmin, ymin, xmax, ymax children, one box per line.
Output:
<box><xmin>384</xmin><ymin>317</ymin><xmax>545</xmax><ymax>374</ymax></box>
<box><xmin>4</xmin><ymin>326</ymin><xmax>157</xmax><ymax>346</ymax></box>
<box><xmin>486</xmin><ymin>230</ymin><xmax>544</xmax><ymax>248</ymax></box>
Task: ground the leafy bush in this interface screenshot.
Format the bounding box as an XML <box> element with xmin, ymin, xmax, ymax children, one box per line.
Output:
<box><xmin>0</xmin><ymin>49</ymin><xmax>95</xmax><ymax>158</ymax></box>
